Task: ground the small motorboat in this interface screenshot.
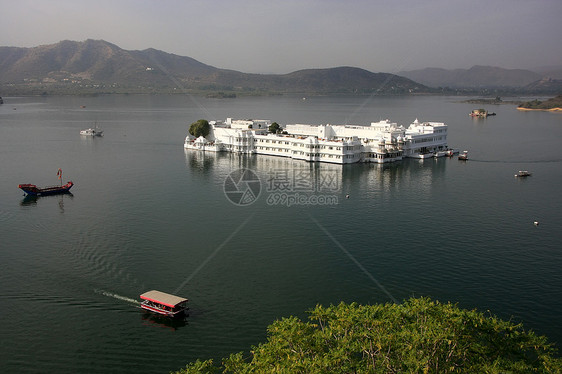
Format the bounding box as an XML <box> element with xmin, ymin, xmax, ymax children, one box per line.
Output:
<box><xmin>434</xmin><ymin>151</ymin><xmax>447</xmax><ymax>158</ymax></box>
<box><xmin>515</xmin><ymin>170</ymin><xmax>532</xmax><ymax>177</ymax></box>
<box><xmin>80</xmin><ymin>123</ymin><xmax>103</xmax><ymax>136</ymax></box>
<box><xmin>458</xmin><ymin>151</ymin><xmax>468</xmax><ymax>161</ymax></box>
<box><xmin>80</xmin><ymin>128</ymin><xmax>103</xmax><ymax>136</ymax></box>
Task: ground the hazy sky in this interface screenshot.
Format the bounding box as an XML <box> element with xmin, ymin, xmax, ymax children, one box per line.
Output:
<box><xmin>1</xmin><ymin>0</ymin><xmax>561</xmax><ymax>74</ymax></box>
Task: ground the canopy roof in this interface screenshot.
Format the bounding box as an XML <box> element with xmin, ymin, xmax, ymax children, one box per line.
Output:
<box><xmin>140</xmin><ymin>290</ymin><xmax>188</xmax><ymax>308</ymax></box>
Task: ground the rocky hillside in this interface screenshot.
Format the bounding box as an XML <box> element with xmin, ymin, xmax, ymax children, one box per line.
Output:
<box><xmin>522</xmin><ymin>77</ymin><xmax>562</xmax><ymax>94</ymax></box>
<box><xmin>0</xmin><ymin>40</ymin><xmax>427</xmax><ymax>95</ymax></box>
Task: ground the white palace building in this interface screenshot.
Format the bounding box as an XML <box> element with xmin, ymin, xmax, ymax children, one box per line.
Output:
<box><xmin>184</xmin><ymin>117</ymin><xmax>451</xmax><ymax>164</ymax></box>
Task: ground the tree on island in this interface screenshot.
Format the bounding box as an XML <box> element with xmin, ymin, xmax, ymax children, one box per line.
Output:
<box><xmin>189</xmin><ymin>119</ymin><xmax>210</xmax><ymax>138</ymax></box>
<box><xmin>173</xmin><ymin>297</ymin><xmax>562</xmax><ymax>373</ymax></box>
<box><xmin>268</xmin><ymin>122</ymin><xmax>281</xmax><ymax>134</ymax></box>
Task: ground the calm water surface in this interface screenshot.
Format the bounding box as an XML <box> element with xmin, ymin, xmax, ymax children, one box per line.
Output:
<box><xmin>1</xmin><ymin>94</ymin><xmax>561</xmax><ymax>373</ymax></box>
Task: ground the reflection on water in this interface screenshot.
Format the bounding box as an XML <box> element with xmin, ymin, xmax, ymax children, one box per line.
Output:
<box><xmin>184</xmin><ymin>149</ymin><xmax>449</xmax><ymax>202</ymax></box>
<box><xmin>20</xmin><ymin>193</ymin><xmax>74</xmax><ymax>212</ymax></box>
<box><xmin>20</xmin><ymin>195</ymin><xmax>39</xmax><ymax>206</ymax></box>
<box><xmin>184</xmin><ymin>148</ymin><xmax>217</xmax><ymax>174</ymax></box>
<box><xmin>141</xmin><ymin>312</ymin><xmax>188</xmax><ymax>331</ymax></box>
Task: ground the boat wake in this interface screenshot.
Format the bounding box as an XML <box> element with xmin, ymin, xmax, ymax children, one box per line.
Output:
<box><xmin>95</xmin><ymin>289</ymin><xmax>140</xmax><ymax>304</ymax></box>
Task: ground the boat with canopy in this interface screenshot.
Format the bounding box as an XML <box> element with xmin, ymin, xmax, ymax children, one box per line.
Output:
<box><xmin>140</xmin><ymin>290</ymin><xmax>188</xmax><ymax>317</ymax></box>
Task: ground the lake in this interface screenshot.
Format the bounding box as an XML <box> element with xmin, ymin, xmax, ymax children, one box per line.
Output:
<box><xmin>1</xmin><ymin>94</ymin><xmax>561</xmax><ymax>373</ymax></box>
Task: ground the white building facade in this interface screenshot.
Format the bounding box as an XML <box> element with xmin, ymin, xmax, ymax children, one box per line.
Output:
<box><xmin>184</xmin><ymin>118</ymin><xmax>449</xmax><ymax>164</ymax></box>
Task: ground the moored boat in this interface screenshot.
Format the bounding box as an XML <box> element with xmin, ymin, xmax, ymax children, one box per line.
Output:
<box><xmin>445</xmin><ymin>149</ymin><xmax>459</xmax><ymax>157</ymax></box>
<box><xmin>80</xmin><ymin>128</ymin><xmax>103</xmax><ymax>136</ymax></box>
<box><xmin>434</xmin><ymin>150</ymin><xmax>447</xmax><ymax>158</ymax></box>
<box><xmin>515</xmin><ymin>170</ymin><xmax>531</xmax><ymax>177</ymax></box>
<box><xmin>140</xmin><ymin>290</ymin><xmax>189</xmax><ymax>318</ymax></box>
<box><xmin>18</xmin><ymin>168</ymin><xmax>74</xmax><ymax>196</ymax></box>
<box><xmin>18</xmin><ymin>181</ymin><xmax>74</xmax><ymax>196</ymax></box>
<box><xmin>80</xmin><ymin>123</ymin><xmax>103</xmax><ymax>136</ymax></box>
<box><xmin>411</xmin><ymin>152</ymin><xmax>434</xmax><ymax>159</ymax></box>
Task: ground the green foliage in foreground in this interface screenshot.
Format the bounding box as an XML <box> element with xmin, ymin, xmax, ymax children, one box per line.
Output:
<box><xmin>189</xmin><ymin>119</ymin><xmax>210</xmax><ymax>138</ymax></box>
<box><xmin>173</xmin><ymin>297</ymin><xmax>562</xmax><ymax>374</ymax></box>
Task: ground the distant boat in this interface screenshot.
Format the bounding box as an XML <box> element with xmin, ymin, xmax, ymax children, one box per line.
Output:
<box><xmin>458</xmin><ymin>151</ymin><xmax>468</xmax><ymax>160</ymax></box>
<box><xmin>411</xmin><ymin>151</ymin><xmax>434</xmax><ymax>159</ymax></box>
<box><xmin>445</xmin><ymin>149</ymin><xmax>459</xmax><ymax>157</ymax></box>
<box><xmin>469</xmin><ymin>109</ymin><xmax>495</xmax><ymax>117</ymax></box>
<box><xmin>515</xmin><ymin>170</ymin><xmax>531</xmax><ymax>177</ymax></box>
<box><xmin>470</xmin><ymin>109</ymin><xmax>488</xmax><ymax>117</ymax></box>
<box><xmin>18</xmin><ymin>168</ymin><xmax>74</xmax><ymax>196</ymax></box>
<box><xmin>18</xmin><ymin>181</ymin><xmax>74</xmax><ymax>196</ymax></box>
<box><xmin>80</xmin><ymin>123</ymin><xmax>103</xmax><ymax>136</ymax></box>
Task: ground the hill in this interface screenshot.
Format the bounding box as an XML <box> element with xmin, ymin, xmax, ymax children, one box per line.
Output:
<box><xmin>398</xmin><ymin>65</ymin><xmax>542</xmax><ymax>88</ymax></box>
<box><xmin>210</xmin><ymin>66</ymin><xmax>424</xmax><ymax>94</ymax></box>
<box><xmin>532</xmin><ymin>65</ymin><xmax>562</xmax><ymax>79</ymax></box>
<box><xmin>522</xmin><ymin>77</ymin><xmax>562</xmax><ymax>95</ymax></box>
<box><xmin>0</xmin><ymin>40</ymin><xmax>427</xmax><ymax>95</ymax></box>
<box><xmin>0</xmin><ymin>40</ymin><xmax>220</xmax><ymax>93</ymax></box>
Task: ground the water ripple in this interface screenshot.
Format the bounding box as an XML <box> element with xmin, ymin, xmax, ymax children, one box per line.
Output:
<box><xmin>470</xmin><ymin>158</ymin><xmax>562</xmax><ymax>163</ymax></box>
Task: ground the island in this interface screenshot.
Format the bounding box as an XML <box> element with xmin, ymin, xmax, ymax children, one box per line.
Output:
<box><xmin>517</xmin><ymin>95</ymin><xmax>562</xmax><ymax>111</ymax></box>
<box><xmin>465</xmin><ymin>96</ymin><xmax>503</xmax><ymax>105</ymax></box>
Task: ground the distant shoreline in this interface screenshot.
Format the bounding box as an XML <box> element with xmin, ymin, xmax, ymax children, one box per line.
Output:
<box><xmin>516</xmin><ymin>107</ymin><xmax>562</xmax><ymax>112</ymax></box>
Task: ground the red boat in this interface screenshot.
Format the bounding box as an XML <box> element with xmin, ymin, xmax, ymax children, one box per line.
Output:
<box><xmin>140</xmin><ymin>290</ymin><xmax>189</xmax><ymax>318</ymax></box>
<box><xmin>458</xmin><ymin>151</ymin><xmax>469</xmax><ymax>161</ymax></box>
<box><xmin>18</xmin><ymin>181</ymin><xmax>74</xmax><ymax>196</ymax></box>
<box><xmin>19</xmin><ymin>168</ymin><xmax>74</xmax><ymax>196</ymax></box>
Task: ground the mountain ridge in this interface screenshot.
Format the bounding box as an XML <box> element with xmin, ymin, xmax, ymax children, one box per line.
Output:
<box><xmin>0</xmin><ymin>40</ymin><xmax>426</xmax><ymax>95</ymax></box>
<box><xmin>1</xmin><ymin>40</ymin><xmax>560</xmax><ymax>95</ymax></box>
<box><xmin>398</xmin><ymin>65</ymin><xmax>544</xmax><ymax>88</ymax></box>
